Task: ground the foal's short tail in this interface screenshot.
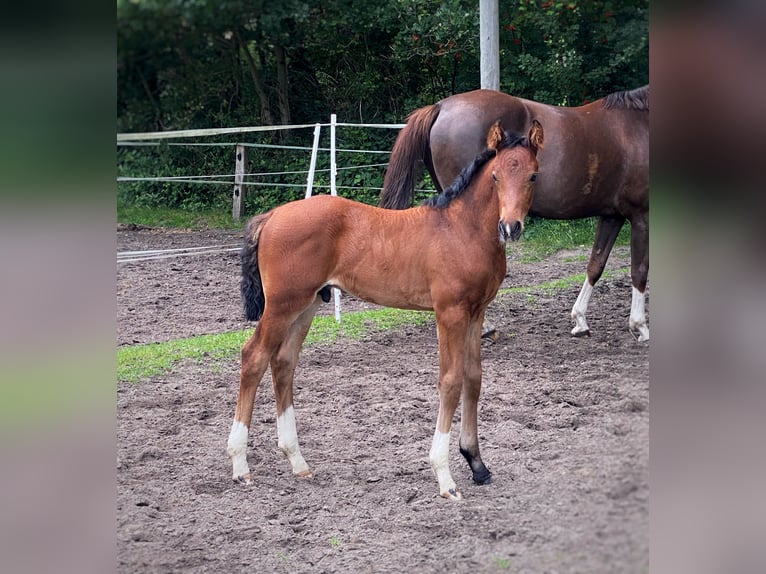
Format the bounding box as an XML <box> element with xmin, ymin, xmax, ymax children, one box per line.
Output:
<box><xmin>240</xmin><ymin>212</ymin><xmax>273</xmax><ymax>321</ymax></box>
<box><xmin>380</xmin><ymin>103</ymin><xmax>441</xmax><ymax>210</ymax></box>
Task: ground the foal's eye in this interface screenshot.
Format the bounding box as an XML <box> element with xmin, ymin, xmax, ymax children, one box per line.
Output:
<box><xmin>491</xmin><ymin>171</ymin><xmax>498</xmax><ymax>182</ymax></box>
<box><xmin>529</xmin><ymin>173</ymin><xmax>538</xmax><ymax>182</ymax></box>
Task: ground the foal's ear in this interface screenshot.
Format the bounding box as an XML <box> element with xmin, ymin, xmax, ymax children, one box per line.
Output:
<box><xmin>528</xmin><ymin>119</ymin><xmax>544</xmax><ymax>154</ymax></box>
<box><xmin>487</xmin><ymin>120</ymin><xmax>504</xmax><ymax>150</ymax></box>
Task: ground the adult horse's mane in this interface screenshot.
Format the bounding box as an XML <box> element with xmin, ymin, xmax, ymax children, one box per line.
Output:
<box><xmin>602</xmin><ymin>85</ymin><xmax>649</xmax><ymax>111</ymax></box>
<box><xmin>424</xmin><ymin>133</ymin><xmax>528</xmax><ymax>209</ymax></box>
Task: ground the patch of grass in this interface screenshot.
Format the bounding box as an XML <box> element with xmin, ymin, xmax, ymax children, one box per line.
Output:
<box><xmin>329</xmin><ymin>536</ymin><xmax>342</xmax><ymax>548</ymax></box>
<box><xmin>519</xmin><ymin>216</ymin><xmax>630</xmax><ymax>262</ymax></box>
<box><xmin>493</xmin><ymin>556</ymin><xmax>512</xmax><ymax>570</ymax></box>
<box><xmin>497</xmin><ymin>273</ymin><xmax>587</xmax><ymax>298</ymax></box>
<box><xmin>117</xmin><ymin>330</ymin><xmax>251</xmax><ymax>383</ymax></box>
<box><xmin>118</xmin><ymin>204</ymin><xmax>243</xmax><ymax>230</ymax></box>
<box><xmin>118</xmin><ymin>307</ymin><xmax>432</xmax><ymax>383</ymax></box>
<box><xmin>561</xmin><ymin>254</ymin><xmax>589</xmax><ymax>263</ymax></box>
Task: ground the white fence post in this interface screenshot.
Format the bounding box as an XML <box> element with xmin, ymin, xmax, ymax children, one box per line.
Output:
<box><xmin>330</xmin><ymin>114</ymin><xmax>341</xmax><ymax>322</ymax></box>
<box><xmin>330</xmin><ymin>114</ymin><xmax>338</xmax><ymax>197</ymax></box>
<box><xmin>305</xmin><ymin>124</ymin><xmax>322</xmax><ymax>198</ymax></box>
<box><xmin>232</xmin><ymin>144</ymin><xmax>247</xmax><ymax>220</ymax></box>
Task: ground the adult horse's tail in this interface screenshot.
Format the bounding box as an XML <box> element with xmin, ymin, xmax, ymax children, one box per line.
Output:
<box><xmin>240</xmin><ymin>212</ymin><xmax>273</xmax><ymax>321</ymax></box>
<box><xmin>380</xmin><ymin>103</ymin><xmax>441</xmax><ymax>209</ymax></box>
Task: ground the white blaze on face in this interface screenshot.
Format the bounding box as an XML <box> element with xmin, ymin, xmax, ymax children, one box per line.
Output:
<box><xmin>226</xmin><ymin>420</ymin><xmax>250</xmax><ymax>478</ymax></box>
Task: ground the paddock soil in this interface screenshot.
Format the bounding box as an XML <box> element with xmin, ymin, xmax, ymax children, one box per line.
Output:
<box><xmin>117</xmin><ymin>226</ymin><xmax>649</xmax><ymax>573</ymax></box>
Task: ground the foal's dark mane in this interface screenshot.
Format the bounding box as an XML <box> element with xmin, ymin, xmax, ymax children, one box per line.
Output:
<box><xmin>602</xmin><ymin>85</ymin><xmax>649</xmax><ymax>111</ymax></box>
<box><xmin>424</xmin><ymin>133</ymin><xmax>528</xmax><ymax>209</ymax></box>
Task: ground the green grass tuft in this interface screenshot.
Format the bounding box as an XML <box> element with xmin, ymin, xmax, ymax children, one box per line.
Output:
<box><xmin>118</xmin><ymin>307</ymin><xmax>432</xmax><ymax>383</ymax></box>
<box><xmin>118</xmin><ymin>204</ymin><xmax>243</xmax><ymax>230</ymax></box>
<box><xmin>519</xmin><ymin>217</ymin><xmax>630</xmax><ymax>262</ymax></box>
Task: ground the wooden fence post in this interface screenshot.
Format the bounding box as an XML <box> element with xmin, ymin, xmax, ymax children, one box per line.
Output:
<box><xmin>232</xmin><ymin>144</ymin><xmax>247</xmax><ymax>220</ymax></box>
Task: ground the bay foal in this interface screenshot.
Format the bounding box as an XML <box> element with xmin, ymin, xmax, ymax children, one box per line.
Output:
<box><xmin>227</xmin><ymin>120</ymin><xmax>543</xmax><ymax>500</ymax></box>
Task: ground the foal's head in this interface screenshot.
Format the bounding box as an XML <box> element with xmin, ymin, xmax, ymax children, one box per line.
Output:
<box><xmin>488</xmin><ymin>119</ymin><xmax>543</xmax><ymax>243</ymax></box>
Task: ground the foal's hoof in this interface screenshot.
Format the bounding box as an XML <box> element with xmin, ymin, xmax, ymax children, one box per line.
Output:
<box><xmin>234</xmin><ymin>473</ymin><xmax>253</xmax><ymax>486</ymax></box>
<box><xmin>481</xmin><ymin>328</ymin><xmax>499</xmax><ymax>340</ymax></box>
<box><xmin>440</xmin><ymin>488</ymin><xmax>463</xmax><ymax>501</ymax></box>
<box><xmin>295</xmin><ymin>469</ymin><xmax>314</xmax><ymax>479</ymax></box>
<box><xmin>473</xmin><ymin>470</ymin><xmax>493</xmax><ymax>486</ymax></box>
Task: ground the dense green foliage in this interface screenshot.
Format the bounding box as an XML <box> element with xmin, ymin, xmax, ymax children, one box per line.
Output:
<box><xmin>117</xmin><ymin>0</ymin><xmax>647</xmax><ymax>217</ymax></box>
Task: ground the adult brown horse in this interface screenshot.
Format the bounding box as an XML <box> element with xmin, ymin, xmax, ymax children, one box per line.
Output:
<box><xmin>380</xmin><ymin>86</ymin><xmax>649</xmax><ymax>341</ymax></box>
<box><xmin>227</xmin><ymin>120</ymin><xmax>543</xmax><ymax>500</ymax></box>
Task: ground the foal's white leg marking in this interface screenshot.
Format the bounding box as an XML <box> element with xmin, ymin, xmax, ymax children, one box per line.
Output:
<box><xmin>277</xmin><ymin>405</ymin><xmax>312</xmax><ymax>477</ymax></box>
<box><xmin>429</xmin><ymin>430</ymin><xmax>461</xmax><ymax>500</ymax></box>
<box><xmin>571</xmin><ymin>278</ymin><xmax>594</xmax><ymax>337</ymax></box>
<box><xmin>629</xmin><ymin>285</ymin><xmax>650</xmax><ymax>342</ymax></box>
<box><xmin>226</xmin><ymin>420</ymin><xmax>252</xmax><ymax>483</ymax></box>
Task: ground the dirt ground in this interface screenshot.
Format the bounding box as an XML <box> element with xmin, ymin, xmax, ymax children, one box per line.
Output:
<box><xmin>117</xmin><ymin>226</ymin><xmax>648</xmax><ymax>573</ymax></box>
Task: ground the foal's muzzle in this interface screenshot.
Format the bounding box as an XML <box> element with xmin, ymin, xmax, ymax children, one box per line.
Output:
<box><xmin>498</xmin><ymin>220</ymin><xmax>523</xmax><ymax>242</ymax></box>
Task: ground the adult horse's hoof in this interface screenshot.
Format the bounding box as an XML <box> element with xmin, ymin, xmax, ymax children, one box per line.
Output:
<box><xmin>571</xmin><ymin>326</ymin><xmax>591</xmax><ymax>338</ymax></box>
<box><xmin>235</xmin><ymin>473</ymin><xmax>253</xmax><ymax>485</ymax></box>
<box><xmin>295</xmin><ymin>468</ymin><xmax>314</xmax><ymax>478</ymax></box>
<box><xmin>630</xmin><ymin>325</ymin><xmax>649</xmax><ymax>343</ymax></box>
<box><xmin>441</xmin><ymin>488</ymin><xmax>463</xmax><ymax>501</ymax></box>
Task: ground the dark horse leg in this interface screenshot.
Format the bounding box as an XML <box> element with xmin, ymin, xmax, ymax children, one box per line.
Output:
<box><xmin>571</xmin><ymin>215</ymin><xmax>625</xmax><ymax>337</ymax></box>
<box><xmin>459</xmin><ymin>313</ymin><xmax>492</xmax><ymax>485</ymax></box>
<box><xmin>628</xmin><ymin>211</ymin><xmax>649</xmax><ymax>341</ymax></box>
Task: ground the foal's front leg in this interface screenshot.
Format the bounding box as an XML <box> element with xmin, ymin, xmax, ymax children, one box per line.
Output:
<box><xmin>430</xmin><ymin>310</ymin><xmax>470</xmax><ymax>500</ymax></box>
<box><xmin>459</xmin><ymin>315</ymin><xmax>492</xmax><ymax>485</ymax></box>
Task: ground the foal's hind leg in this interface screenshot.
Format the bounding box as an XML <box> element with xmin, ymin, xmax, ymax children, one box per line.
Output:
<box><xmin>571</xmin><ymin>215</ymin><xmax>625</xmax><ymax>337</ymax></box>
<box><xmin>459</xmin><ymin>314</ymin><xmax>492</xmax><ymax>485</ymax></box>
<box><xmin>226</xmin><ymin>307</ymin><xmax>307</xmax><ymax>485</ymax></box>
<box><xmin>270</xmin><ymin>300</ymin><xmax>320</xmax><ymax>478</ymax></box>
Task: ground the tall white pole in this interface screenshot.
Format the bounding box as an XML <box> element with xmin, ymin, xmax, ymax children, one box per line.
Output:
<box><xmin>480</xmin><ymin>0</ymin><xmax>499</xmax><ymax>90</ymax></box>
<box><xmin>330</xmin><ymin>114</ymin><xmax>341</xmax><ymax>322</ymax></box>
<box><xmin>305</xmin><ymin>124</ymin><xmax>322</xmax><ymax>198</ymax></box>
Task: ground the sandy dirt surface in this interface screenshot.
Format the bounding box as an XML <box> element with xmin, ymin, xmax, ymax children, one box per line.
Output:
<box><xmin>117</xmin><ymin>226</ymin><xmax>648</xmax><ymax>573</ymax></box>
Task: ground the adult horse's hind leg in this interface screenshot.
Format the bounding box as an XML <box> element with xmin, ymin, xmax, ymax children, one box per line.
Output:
<box><xmin>628</xmin><ymin>211</ymin><xmax>649</xmax><ymax>342</ymax></box>
<box><xmin>459</xmin><ymin>313</ymin><xmax>492</xmax><ymax>485</ymax></box>
<box><xmin>571</xmin><ymin>215</ymin><xmax>625</xmax><ymax>337</ymax></box>
<box><xmin>270</xmin><ymin>299</ymin><xmax>321</xmax><ymax>478</ymax></box>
